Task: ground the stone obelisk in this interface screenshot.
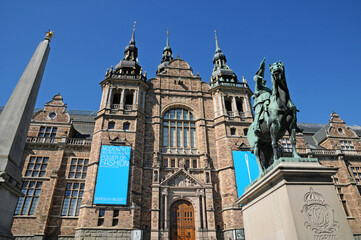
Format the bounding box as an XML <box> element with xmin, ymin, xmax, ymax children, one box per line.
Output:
<box><xmin>0</xmin><ymin>32</ymin><xmax>52</xmax><ymax>239</ymax></box>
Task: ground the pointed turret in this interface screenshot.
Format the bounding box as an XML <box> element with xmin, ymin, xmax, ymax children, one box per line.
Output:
<box><xmin>157</xmin><ymin>29</ymin><xmax>174</xmax><ymax>73</ymax></box>
<box><xmin>112</xmin><ymin>22</ymin><xmax>145</xmax><ymax>80</ymax></box>
<box><xmin>124</xmin><ymin>22</ymin><xmax>138</xmax><ymax>61</ymax></box>
<box><xmin>161</xmin><ymin>29</ymin><xmax>173</xmax><ymax>63</ymax></box>
<box><xmin>210</xmin><ymin>31</ymin><xmax>238</xmax><ymax>87</ymax></box>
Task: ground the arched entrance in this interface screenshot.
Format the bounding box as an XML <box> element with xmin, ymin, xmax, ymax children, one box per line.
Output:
<box><xmin>170</xmin><ymin>200</ymin><xmax>195</xmax><ymax>240</ymax></box>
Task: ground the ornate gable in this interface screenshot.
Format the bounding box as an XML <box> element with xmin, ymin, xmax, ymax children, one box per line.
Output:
<box><xmin>161</xmin><ymin>169</ymin><xmax>203</xmax><ymax>187</ymax></box>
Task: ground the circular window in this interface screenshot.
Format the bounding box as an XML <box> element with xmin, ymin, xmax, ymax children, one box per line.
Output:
<box><xmin>49</xmin><ymin>112</ymin><xmax>57</xmax><ymax>119</ymax></box>
<box><xmin>338</xmin><ymin>128</ymin><xmax>343</xmax><ymax>133</ymax></box>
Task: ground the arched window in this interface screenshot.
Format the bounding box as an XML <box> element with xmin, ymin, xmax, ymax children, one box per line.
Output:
<box><xmin>163</xmin><ymin>108</ymin><xmax>196</xmax><ymax>148</ymax></box>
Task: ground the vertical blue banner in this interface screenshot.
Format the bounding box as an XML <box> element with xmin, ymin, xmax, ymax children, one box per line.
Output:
<box><xmin>232</xmin><ymin>151</ymin><xmax>259</xmax><ymax>197</ymax></box>
<box><xmin>94</xmin><ymin>145</ymin><xmax>131</xmax><ymax>205</ymax></box>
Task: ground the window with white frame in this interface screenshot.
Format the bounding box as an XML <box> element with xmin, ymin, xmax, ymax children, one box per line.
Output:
<box><xmin>68</xmin><ymin>158</ymin><xmax>88</xmax><ymax>179</ymax></box>
<box><xmin>14</xmin><ymin>181</ymin><xmax>43</xmax><ymax>215</ymax></box>
<box><xmin>163</xmin><ymin>108</ymin><xmax>196</xmax><ymax>148</ymax></box>
<box><xmin>61</xmin><ymin>182</ymin><xmax>84</xmax><ymax>216</ymax></box>
<box><xmin>340</xmin><ymin>141</ymin><xmax>354</xmax><ymax>150</ymax></box>
<box><xmin>25</xmin><ymin>156</ymin><xmax>48</xmax><ymax>177</ymax></box>
<box><xmin>281</xmin><ymin>138</ymin><xmax>292</xmax><ymax>152</ymax></box>
<box><xmin>38</xmin><ymin>126</ymin><xmax>57</xmax><ymax>138</ymax></box>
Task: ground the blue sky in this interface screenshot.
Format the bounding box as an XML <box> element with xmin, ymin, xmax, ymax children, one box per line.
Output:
<box><xmin>0</xmin><ymin>0</ymin><xmax>360</xmax><ymax>125</ymax></box>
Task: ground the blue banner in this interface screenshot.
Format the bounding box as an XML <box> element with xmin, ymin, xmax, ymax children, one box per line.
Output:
<box><xmin>94</xmin><ymin>145</ymin><xmax>131</xmax><ymax>205</ymax></box>
<box><xmin>232</xmin><ymin>151</ymin><xmax>259</xmax><ymax>197</ymax></box>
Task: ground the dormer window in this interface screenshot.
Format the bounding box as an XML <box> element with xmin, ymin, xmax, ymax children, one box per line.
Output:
<box><xmin>340</xmin><ymin>141</ymin><xmax>354</xmax><ymax>150</ymax></box>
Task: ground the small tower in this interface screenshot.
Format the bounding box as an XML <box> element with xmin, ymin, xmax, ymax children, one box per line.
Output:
<box><xmin>157</xmin><ymin>29</ymin><xmax>173</xmax><ymax>73</ymax></box>
<box><xmin>209</xmin><ymin>31</ymin><xmax>253</xmax><ymax>239</ymax></box>
<box><xmin>77</xmin><ymin>24</ymin><xmax>148</xmax><ymax>236</ymax></box>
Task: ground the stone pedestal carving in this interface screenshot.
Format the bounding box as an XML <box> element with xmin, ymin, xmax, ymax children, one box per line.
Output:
<box><xmin>237</xmin><ymin>159</ymin><xmax>354</xmax><ymax>240</ymax></box>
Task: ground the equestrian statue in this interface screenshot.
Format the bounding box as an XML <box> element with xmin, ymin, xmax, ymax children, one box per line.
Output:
<box><xmin>247</xmin><ymin>58</ymin><xmax>302</xmax><ymax>174</ymax></box>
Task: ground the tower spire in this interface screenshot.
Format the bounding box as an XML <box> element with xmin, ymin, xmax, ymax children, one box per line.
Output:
<box><xmin>160</xmin><ymin>28</ymin><xmax>173</xmax><ymax>64</ymax></box>
<box><xmin>130</xmin><ymin>21</ymin><xmax>136</xmax><ymax>44</ymax></box>
<box><xmin>166</xmin><ymin>28</ymin><xmax>169</xmax><ymax>48</ymax></box>
<box><xmin>215</xmin><ymin>30</ymin><xmax>221</xmax><ymax>52</ymax></box>
<box><xmin>210</xmin><ymin>30</ymin><xmax>238</xmax><ymax>87</ymax></box>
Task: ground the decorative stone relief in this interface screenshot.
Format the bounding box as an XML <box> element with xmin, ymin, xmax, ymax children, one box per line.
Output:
<box><xmin>301</xmin><ymin>187</ymin><xmax>340</xmax><ymax>239</ymax></box>
<box><xmin>168</xmin><ymin>174</ymin><xmax>195</xmax><ymax>187</ymax></box>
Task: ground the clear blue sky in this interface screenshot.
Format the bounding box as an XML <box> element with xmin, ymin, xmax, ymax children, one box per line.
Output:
<box><xmin>0</xmin><ymin>0</ymin><xmax>360</xmax><ymax>125</ymax></box>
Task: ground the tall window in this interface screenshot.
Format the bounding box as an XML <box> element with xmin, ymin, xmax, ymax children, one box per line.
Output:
<box><xmin>163</xmin><ymin>108</ymin><xmax>196</xmax><ymax>148</ymax></box>
<box><xmin>14</xmin><ymin>181</ymin><xmax>42</xmax><ymax>215</ymax></box>
<box><xmin>61</xmin><ymin>182</ymin><xmax>84</xmax><ymax>216</ymax></box>
<box><xmin>68</xmin><ymin>158</ymin><xmax>88</xmax><ymax>179</ymax></box>
<box><xmin>25</xmin><ymin>156</ymin><xmax>48</xmax><ymax>177</ymax></box>
<box><xmin>351</xmin><ymin>167</ymin><xmax>360</xmax><ymax>185</ymax></box>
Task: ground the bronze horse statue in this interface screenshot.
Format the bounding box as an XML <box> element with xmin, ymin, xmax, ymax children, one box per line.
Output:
<box><xmin>247</xmin><ymin>59</ymin><xmax>301</xmax><ymax>174</ymax></box>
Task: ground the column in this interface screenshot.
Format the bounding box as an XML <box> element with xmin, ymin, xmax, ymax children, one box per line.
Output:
<box><xmin>212</xmin><ymin>96</ymin><xmax>218</xmax><ymax>117</ymax></box>
<box><xmin>202</xmin><ymin>195</ymin><xmax>207</xmax><ymax>229</ymax></box>
<box><xmin>232</xmin><ymin>96</ymin><xmax>239</xmax><ymax>116</ymax></box>
<box><xmin>142</xmin><ymin>91</ymin><xmax>146</xmax><ymax>108</ymax></box>
<box><xmin>164</xmin><ymin>193</ymin><xmax>168</xmax><ymax>230</ymax></box>
<box><xmin>217</xmin><ymin>94</ymin><xmax>224</xmax><ymax>115</ymax></box>
<box><xmin>160</xmin><ymin>193</ymin><xmax>164</xmax><ymax>230</ymax></box>
<box><xmin>133</xmin><ymin>89</ymin><xmax>138</xmax><ymax>109</ymax></box>
<box><xmin>120</xmin><ymin>88</ymin><xmax>125</xmax><ymax>109</ymax></box>
<box><xmin>107</xmin><ymin>87</ymin><xmax>113</xmax><ymax>108</ymax></box>
<box><xmin>244</xmin><ymin>97</ymin><xmax>250</xmax><ymax>117</ymax></box>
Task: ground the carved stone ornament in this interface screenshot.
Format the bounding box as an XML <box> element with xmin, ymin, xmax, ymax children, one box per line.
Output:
<box><xmin>169</xmin><ymin>174</ymin><xmax>195</xmax><ymax>187</ymax></box>
<box><xmin>301</xmin><ymin>188</ymin><xmax>339</xmax><ymax>235</ymax></box>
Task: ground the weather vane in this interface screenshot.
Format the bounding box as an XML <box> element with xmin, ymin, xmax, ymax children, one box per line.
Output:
<box><xmin>45</xmin><ymin>30</ymin><xmax>54</xmax><ymax>41</ymax></box>
<box><xmin>214</xmin><ymin>29</ymin><xmax>217</xmax><ymax>40</ymax></box>
<box><xmin>133</xmin><ymin>21</ymin><xmax>136</xmax><ymax>31</ymax></box>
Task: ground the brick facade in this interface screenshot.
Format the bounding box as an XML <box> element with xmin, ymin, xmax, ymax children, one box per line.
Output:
<box><xmin>8</xmin><ymin>38</ymin><xmax>361</xmax><ymax>240</ymax></box>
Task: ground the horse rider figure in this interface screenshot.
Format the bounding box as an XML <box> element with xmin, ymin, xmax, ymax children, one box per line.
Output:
<box><xmin>252</xmin><ymin>58</ymin><xmax>272</xmax><ymax>136</ymax></box>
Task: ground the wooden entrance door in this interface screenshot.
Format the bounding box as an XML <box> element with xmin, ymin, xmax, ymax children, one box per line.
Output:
<box><xmin>170</xmin><ymin>200</ymin><xmax>195</xmax><ymax>240</ymax></box>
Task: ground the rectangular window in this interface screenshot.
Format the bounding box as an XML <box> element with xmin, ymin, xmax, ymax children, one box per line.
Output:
<box><xmin>185</xmin><ymin>159</ymin><xmax>190</xmax><ymax>169</ymax></box>
<box><xmin>281</xmin><ymin>138</ymin><xmax>292</xmax><ymax>152</ymax></box>
<box><xmin>163</xmin><ymin>127</ymin><xmax>169</xmax><ymax>147</ymax></box>
<box><xmin>163</xmin><ymin>158</ymin><xmax>168</xmax><ymax>167</ymax></box>
<box><xmin>68</xmin><ymin>158</ymin><xmax>88</xmax><ymax>179</ymax></box>
<box><xmin>38</xmin><ymin>126</ymin><xmax>57</xmax><ymax>138</ymax></box>
<box><xmin>98</xmin><ymin>209</ymin><xmax>105</xmax><ymax>226</ymax></box>
<box><xmin>340</xmin><ymin>140</ymin><xmax>354</xmax><ymax>150</ymax></box>
<box><xmin>192</xmin><ymin>160</ymin><xmax>198</xmax><ymax>168</ymax></box>
<box><xmin>171</xmin><ymin>159</ymin><xmax>175</xmax><ymax>168</ymax></box>
<box><xmin>25</xmin><ymin>156</ymin><xmax>48</xmax><ymax>178</ymax></box>
<box><xmin>351</xmin><ymin>167</ymin><xmax>360</xmax><ymax>184</ymax></box>
<box><xmin>14</xmin><ymin>181</ymin><xmax>42</xmax><ymax>215</ymax></box>
<box><xmin>112</xmin><ymin>209</ymin><xmax>119</xmax><ymax>226</ymax></box>
<box><xmin>184</xmin><ymin>128</ymin><xmax>189</xmax><ymax>147</ymax></box>
<box><xmin>177</xmin><ymin>127</ymin><xmax>183</xmax><ymax>147</ymax></box>
<box><xmin>170</xmin><ymin>127</ymin><xmax>175</xmax><ymax>147</ymax></box>
<box><xmin>190</xmin><ymin>128</ymin><xmax>196</xmax><ymax>147</ymax></box>
<box><xmin>61</xmin><ymin>182</ymin><xmax>84</xmax><ymax>216</ymax></box>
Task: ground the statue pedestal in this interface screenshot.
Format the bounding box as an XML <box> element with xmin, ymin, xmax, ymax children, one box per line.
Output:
<box><xmin>237</xmin><ymin>159</ymin><xmax>354</xmax><ymax>240</ymax></box>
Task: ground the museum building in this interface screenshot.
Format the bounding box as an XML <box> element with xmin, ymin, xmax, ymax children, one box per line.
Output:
<box><xmin>6</xmin><ymin>29</ymin><xmax>361</xmax><ymax>240</ymax></box>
